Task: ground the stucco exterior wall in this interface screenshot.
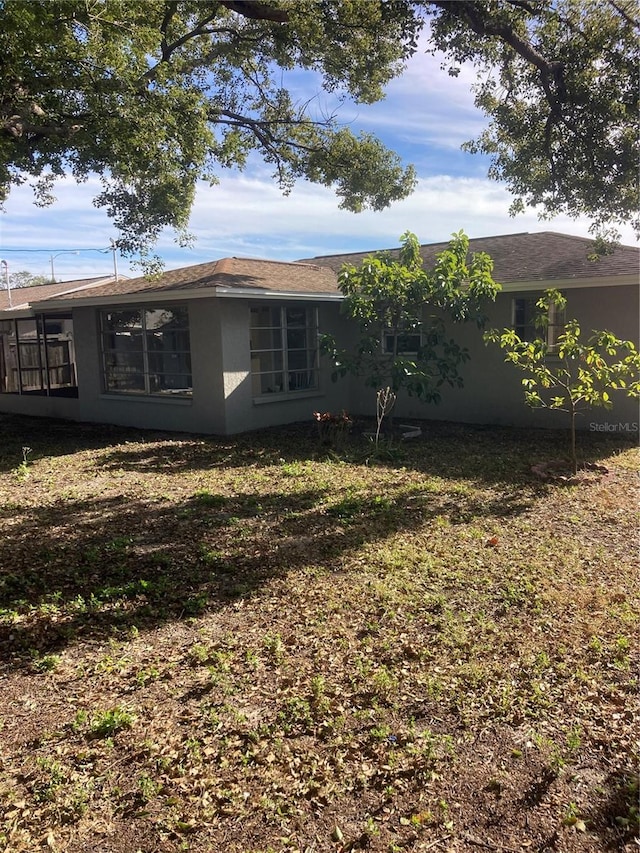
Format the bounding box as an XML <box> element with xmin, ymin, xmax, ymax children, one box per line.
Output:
<box><xmin>0</xmin><ymin>283</ymin><xmax>636</xmax><ymax>436</ymax></box>
<box><xmin>346</xmin><ymin>283</ymin><xmax>639</xmax><ymax>430</ymax></box>
<box><xmin>221</xmin><ymin>299</ymin><xmax>351</xmax><ymax>435</ymax></box>
<box><xmin>71</xmin><ymin>302</ymin><xmax>225</xmax><ymax>433</ymax></box>
<box><xmin>0</xmin><ymin>393</ymin><xmax>80</xmax><ymax>421</ymax></box>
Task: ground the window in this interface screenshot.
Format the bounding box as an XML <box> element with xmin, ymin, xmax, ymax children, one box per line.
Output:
<box><xmin>101</xmin><ymin>306</ymin><xmax>192</xmax><ymax>396</ymax></box>
<box><xmin>250</xmin><ymin>306</ymin><xmax>319</xmax><ymax>397</ymax></box>
<box><xmin>383</xmin><ymin>328</ymin><xmax>421</xmax><ymax>355</ymax></box>
<box><xmin>0</xmin><ymin>315</ymin><xmax>77</xmax><ymax>396</ymax></box>
<box><xmin>513</xmin><ymin>296</ymin><xmax>565</xmax><ymax>352</ymax></box>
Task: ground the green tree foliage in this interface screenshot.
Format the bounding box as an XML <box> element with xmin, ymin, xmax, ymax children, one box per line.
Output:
<box><xmin>8</xmin><ymin>271</ymin><xmax>49</xmax><ymax>289</ymax></box>
<box><xmin>323</xmin><ymin>231</ymin><xmax>500</xmax><ymax>409</ymax></box>
<box><xmin>0</xmin><ymin>0</ymin><xmax>418</xmax><ymax>258</ymax></box>
<box><xmin>427</xmin><ymin>0</ymin><xmax>639</xmax><ymax>239</ymax></box>
<box><xmin>486</xmin><ymin>289</ymin><xmax>640</xmax><ymax>473</ymax></box>
<box><xmin>1</xmin><ymin>1</ymin><xmax>637</xmax><ymax>257</ymax></box>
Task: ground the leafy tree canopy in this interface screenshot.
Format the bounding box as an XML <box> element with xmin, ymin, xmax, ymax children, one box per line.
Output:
<box><xmin>1</xmin><ymin>1</ymin><xmax>637</xmax><ymax>259</ymax></box>
<box><xmin>8</xmin><ymin>270</ymin><xmax>50</xmax><ymax>288</ymax></box>
<box><xmin>324</xmin><ymin>230</ymin><xmax>500</xmax><ymax>405</ymax></box>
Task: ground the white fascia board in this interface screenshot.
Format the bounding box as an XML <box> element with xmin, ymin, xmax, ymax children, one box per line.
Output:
<box><xmin>29</xmin><ymin>287</ymin><xmax>344</xmax><ymax>311</ymax></box>
<box><xmin>498</xmin><ymin>274</ymin><xmax>638</xmax><ymax>292</ymax></box>
<box><xmin>214</xmin><ymin>287</ymin><xmax>343</xmax><ymax>301</ymax></box>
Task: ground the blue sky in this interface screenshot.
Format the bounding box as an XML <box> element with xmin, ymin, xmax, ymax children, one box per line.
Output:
<box><xmin>1</xmin><ymin>45</ymin><xmax>637</xmax><ymax>281</ymax></box>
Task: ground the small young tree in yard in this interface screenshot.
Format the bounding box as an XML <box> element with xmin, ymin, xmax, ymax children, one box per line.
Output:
<box><xmin>322</xmin><ymin>230</ymin><xmax>500</xmax><ymax>433</ymax></box>
<box><xmin>486</xmin><ymin>289</ymin><xmax>640</xmax><ymax>474</ymax></box>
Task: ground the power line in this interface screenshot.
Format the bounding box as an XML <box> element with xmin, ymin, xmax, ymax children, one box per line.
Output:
<box><xmin>0</xmin><ymin>247</ymin><xmax>112</xmax><ymax>253</ymax></box>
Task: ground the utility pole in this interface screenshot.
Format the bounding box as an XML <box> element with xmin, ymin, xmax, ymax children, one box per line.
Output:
<box><xmin>0</xmin><ymin>260</ymin><xmax>11</xmax><ymax>308</ymax></box>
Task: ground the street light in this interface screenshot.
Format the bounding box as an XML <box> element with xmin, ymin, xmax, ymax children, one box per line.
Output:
<box><xmin>50</xmin><ymin>250</ymin><xmax>80</xmax><ymax>282</ymax></box>
<box><xmin>0</xmin><ymin>259</ymin><xmax>11</xmax><ymax>308</ymax></box>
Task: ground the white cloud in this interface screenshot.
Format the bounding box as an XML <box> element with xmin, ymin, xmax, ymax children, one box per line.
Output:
<box><xmin>1</xmin><ymin>36</ymin><xmax>636</xmax><ymax>280</ymax></box>
<box><xmin>2</xmin><ymin>169</ymin><xmax>637</xmax><ymax>280</ymax></box>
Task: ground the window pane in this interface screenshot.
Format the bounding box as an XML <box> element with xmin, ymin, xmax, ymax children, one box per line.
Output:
<box><xmin>104</xmin><ymin>350</ymin><xmax>145</xmax><ymax>371</ymax></box>
<box><xmin>287</xmin><ymin>328</ymin><xmax>309</xmax><ymax>350</ymax></box>
<box><xmin>146</xmin><ymin>330</ymin><xmax>191</xmax><ymax>353</ymax></box>
<box><xmin>148</xmin><ymin>351</ymin><xmax>192</xmax><ymax>375</ymax></box>
<box><xmin>101</xmin><ymin>305</ymin><xmax>191</xmax><ymax>397</ymax></box>
<box><xmin>145</xmin><ymin>307</ymin><xmax>189</xmax><ymax>331</ymax></box>
<box><xmin>288</xmin><ymin>349</ymin><xmax>315</xmax><ymax>371</ymax></box>
<box><xmin>103</xmin><ymin>330</ymin><xmax>144</xmax><ymax>351</ymax></box>
<box><xmin>251</xmin><ymin>327</ymin><xmax>281</xmax><ymax>350</ymax></box>
<box><xmin>288</xmin><ymin>369</ymin><xmax>318</xmax><ymax>391</ymax></box>
<box><xmin>251</xmin><ymin>350</ymin><xmax>283</xmax><ymax>374</ymax></box>
<box><xmin>513</xmin><ymin>298</ymin><xmax>536</xmax><ymax>341</ymax></box>
<box><xmin>149</xmin><ymin>374</ymin><xmax>193</xmax><ymax>394</ymax></box>
<box><xmin>103</xmin><ymin>310</ymin><xmax>142</xmax><ymax>331</ymax></box>
<box><xmin>19</xmin><ymin>342</ymin><xmax>41</xmax><ymax>369</ymax></box>
<box><xmin>20</xmin><ymin>369</ymin><xmax>46</xmax><ymax>392</ymax></box>
<box><xmin>47</xmin><ymin>341</ymin><xmax>74</xmax><ymax>389</ymax></box>
<box><xmin>0</xmin><ymin>326</ymin><xmax>19</xmax><ymax>394</ymax></box>
<box><xmin>16</xmin><ymin>319</ymin><xmax>38</xmax><ymax>342</ymax></box>
<box><xmin>385</xmin><ymin>332</ymin><xmax>421</xmax><ymax>354</ymax></box>
<box><xmin>251</xmin><ymin>306</ymin><xmax>281</xmax><ymax>328</ymax></box>
<box><xmin>105</xmin><ymin>369</ymin><xmax>146</xmax><ymax>392</ymax></box>
<box><xmin>250</xmin><ymin>305</ymin><xmax>318</xmax><ymax>397</ymax></box>
<box><xmin>251</xmin><ymin>371</ymin><xmax>284</xmax><ymax>395</ymax></box>
<box><xmin>285</xmin><ymin>307</ymin><xmax>309</xmax><ymax>327</ymax></box>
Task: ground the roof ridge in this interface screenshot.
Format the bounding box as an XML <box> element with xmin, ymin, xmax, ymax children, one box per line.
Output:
<box><xmin>303</xmin><ymin>231</ymin><xmax>539</xmax><ymax>261</ymax></box>
<box><xmin>231</xmin><ymin>256</ymin><xmax>330</xmax><ymax>270</ymax></box>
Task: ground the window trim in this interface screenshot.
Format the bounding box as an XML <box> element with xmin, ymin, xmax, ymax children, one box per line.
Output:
<box><xmin>250</xmin><ymin>305</ymin><xmax>320</xmax><ymax>400</ymax></box>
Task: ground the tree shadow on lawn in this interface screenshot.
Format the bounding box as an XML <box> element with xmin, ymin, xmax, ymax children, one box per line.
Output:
<box><xmin>97</xmin><ymin>420</ymin><xmax>636</xmax><ymax>485</ymax></box>
<box><xmin>0</xmin><ymin>476</ymin><xmax>532</xmax><ymax>672</ymax></box>
<box><xmin>0</xmin><ymin>413</ymin><xmax>634</xmax><ymax>484</ymax></box>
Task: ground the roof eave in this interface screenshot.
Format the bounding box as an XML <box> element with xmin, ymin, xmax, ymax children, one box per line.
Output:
<box><xmin>499</xmin><ymin>273</ymin><xmax>639</xmax><ymax>292</ymax></box>
<box><xmin>25</xmin><ymin>285</ymin><xmax>342</xmax><ymax>311</ymax></box>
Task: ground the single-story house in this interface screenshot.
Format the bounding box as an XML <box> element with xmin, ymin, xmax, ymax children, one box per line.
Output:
<box><xmin>0</xmin><ymin>231</ymin><xmax>637</xmax><ymax>434</ymax></box>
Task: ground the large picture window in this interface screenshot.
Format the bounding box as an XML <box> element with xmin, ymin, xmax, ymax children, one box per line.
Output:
<box><xmin>250</xmin><ymin>306</ymin><xmax>319</xmax><ymax>397</ymax></box>
<box><xmin>0</xmin><ymin>315</ymin><xmax>77</xmax><ymax>397</ymax></box>
<box><xmin>101</xmin><ymin>306</ymin><xmax>192</xmax><ymax>396</ymax></box>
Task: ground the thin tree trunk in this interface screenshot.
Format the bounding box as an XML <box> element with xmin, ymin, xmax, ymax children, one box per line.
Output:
<box><xmin>570</xmin><ymin>408</ymin><xmax>577</xmax><ymax>474</ymax></box>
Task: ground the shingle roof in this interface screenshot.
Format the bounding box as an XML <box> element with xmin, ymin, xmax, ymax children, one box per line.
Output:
<box><xmin>52</xmin><ymin>257</ymin><xmax>339</xmax><ymax>301</ymax></box>
<box><xmin>6</xmin><ymin>232</ymin><xmax>636</xmax><ymax>315</ymax></box>
<box><xmin>297</xmin><ymin>231</ymin><xmax>640</xmax><ymax>284</ymax></box>
<box><xmin>0</xmin><ymin>276</ymin><xmax>120</xmax><ymax>311</ymax></box>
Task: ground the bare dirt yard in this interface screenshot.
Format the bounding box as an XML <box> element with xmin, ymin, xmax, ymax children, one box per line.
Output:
<box><xmin>0</xmin><ymin>414</ymin><xmax>637</xmax><ymax>853</ymax></box>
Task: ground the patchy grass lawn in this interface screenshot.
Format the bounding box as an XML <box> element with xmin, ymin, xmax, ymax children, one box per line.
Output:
<box><xmin>0</xmin><ymin>414</ymin><xmax>637</xmax><ymax>853</ymax></box>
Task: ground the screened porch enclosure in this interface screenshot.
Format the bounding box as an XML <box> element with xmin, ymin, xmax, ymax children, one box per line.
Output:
<box><xmin>0</xmin><ymin>315</ymin><xmax>77</xmax><ymax>397</ymax></box>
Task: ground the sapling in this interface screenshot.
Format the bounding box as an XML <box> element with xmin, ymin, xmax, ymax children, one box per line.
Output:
<box><xmin>486</xmin><ymin>289</ymin><xmax>640</xmax><ymax>474</ymax></box>
<box><xmin>322</xmin><ymin>231</ymin><xmax>500</xmax><ymax>429</ymax></box>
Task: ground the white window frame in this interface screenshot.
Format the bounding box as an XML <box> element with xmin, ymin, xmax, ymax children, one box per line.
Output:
<box><xmin>250</xmin><ymin>305</ymin><xmax>320</xmax><ymax>399</ymax></box>
<box><xmin>512</xmin><ymin>296</ymin><xmax>565</xmax><ymax>353</ymax></box>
